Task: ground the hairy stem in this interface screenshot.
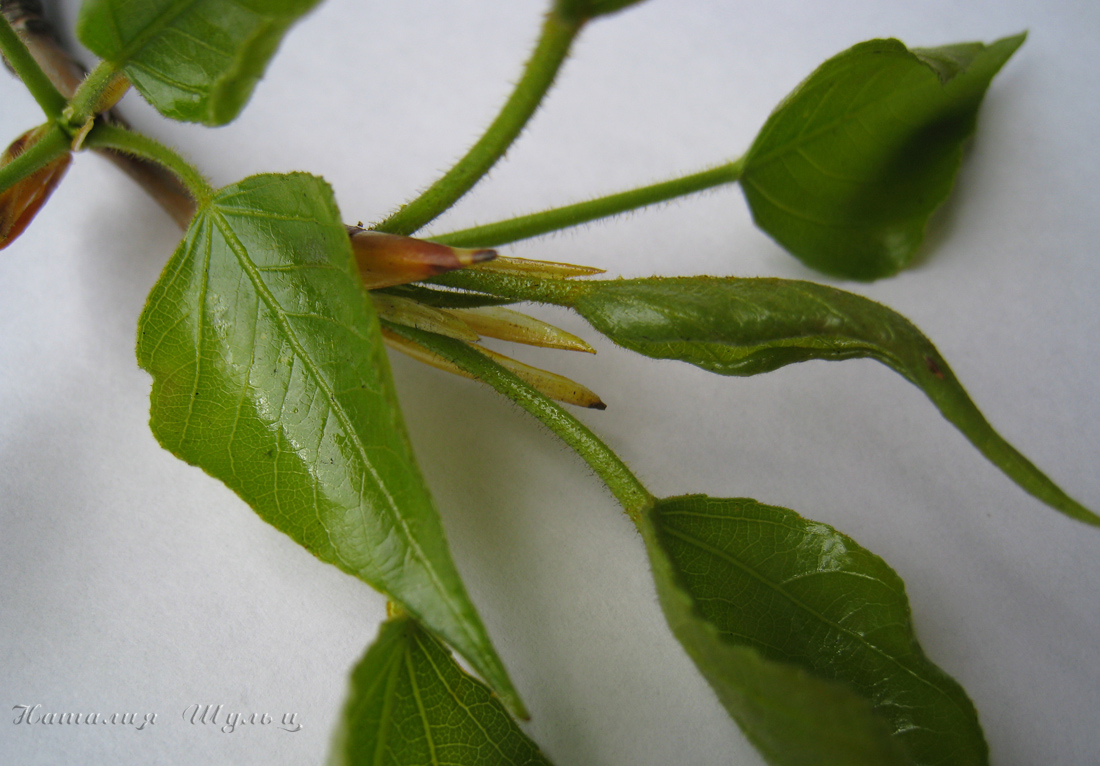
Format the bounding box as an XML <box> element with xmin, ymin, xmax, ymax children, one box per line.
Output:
<box><xmin>433</xmin><ymin>157</ymin><xmax>746</xmax><ymax>248</ymax></box>
<box><xmin>0</xmin><ymin>11</ymin><xmax>65</xmax><ymax>119</ymax></box>
<box><xmin>384</xmin><ymin>322</ymin><xmax>654</xmax><ymax>521</ymax></box>
<box><xmin>0</xmin><ymin>121</ymin><xmax>68</xmax><ymax>194</ymax></box>
<box><xmin>65</xmin><ymin>60</ymin><xmax>123</xmax><ymax>125</ymax></box>
<box><xmin>83</xmin><ymin>123</ymin><xmax>213</xmax><ymax>204</ymax></box>
<box><xmin>373</xmin><ymin>12</ymin><xmax>582</xmax><ymax>236</ymax></box>
<box><xmin>431</xmin><ymin>268</ymin><xmax>589</xmax><ymax>307</ymax></box>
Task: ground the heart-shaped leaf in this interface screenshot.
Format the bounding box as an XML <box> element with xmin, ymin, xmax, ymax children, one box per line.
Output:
<box><xmin>330</xmin><ymin>613</ymin><xmax>552</xmax><ymax>766</ymax></box>
<box><xmin>565</xmin><ymin>277</ymin><xmax>1097</xmax><ymax>526</ymax></box>
<box><xmin>136</xmin><ymin>172</ymin><xmax>523</xmax><ymax>718</ymax></box>
<box><xmin>641</xmin><ymin>495</ymin><xmax>986</xmax><ymax>765</ymax></box>
<box><xmin>77</xmin><ymin>0</ymin><xmax>322</xmax><ymax>125</ymax></box>
<box><xmin>741</xmin><ymin>34</ymin><xmax>1024</xmax><ymax>279</ymax></box>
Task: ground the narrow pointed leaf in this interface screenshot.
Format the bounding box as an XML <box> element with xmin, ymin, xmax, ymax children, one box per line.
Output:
<box><xmin>136</xmin><ymin>172</ymin><xmax>523</xmax><ymax>717</ymax></box>
<box><xmin>330</xmin><ymin>614</ymin><xmax>552</xmax><ymax>766</ymax></box>
<box><xmin>77</xmin><ymin>0</ymin><xmax>323</xmax><ymax>125</ymax></box>
<box><xmin>642</xmin><ymin>495</ymin><xmax>983</xmax><ymax>766</ymax></box>
<box><xmin>742</xmin><ymin>34</ymin><xmax>1024</xmax><ymax>279</ymax></box>
<box><xmin>565</xmin><ymin>277</ymin><xmax>1097</xmax><ymax>526</ymax></box>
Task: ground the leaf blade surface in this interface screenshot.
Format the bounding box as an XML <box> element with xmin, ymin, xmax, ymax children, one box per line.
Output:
<box><xmin>741</xmin><ymin>34</ymin><xmax>1024</xmax><ymax>279</ymax></box>
<box><xmin>642</xmin><ymin>495</ymin><xmax>985</xmax><ymax>766</ymax></box>
<box><xmin>77</xmin><ymin>0</ymin><xmax>322</xmax><ymax>124</ymax></box>
<box><xmin>136</xmin><ymin>172</ymin><xmax>523</xmax><ymax>717</ymax></box>
<box><xmin>330</xmin><ymin>615</ymin><xmax>552</xmax><ymax>766</ymax></box>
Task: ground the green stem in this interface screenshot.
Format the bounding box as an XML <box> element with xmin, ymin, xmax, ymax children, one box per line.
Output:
<box><xmin>374</xmin><ymin>13</ymin><xmax>582</xmax><ymax>237</ymax></box>
<box><xmin>385</xmin><ymin>322</ymin><xmax>655</xmax><ymax>521</ymax></box>
<box><xmin>432</xmin><ymin>157</ymin><xmax>746</xmax><ymax>248</ymax></box>
<box><xmin>83</xmin><ymin>123</ymin><xmax>212</xmax><ymax>204</ymax></box>
<box><xmin>0</xmin><ymin>122</ymin><xmax>68</xmax><ymax>196</ymax></box>
<box><xmin>65</xmin><ymin>60</ymin><xmax>122</xmax><ymax>126</ymax></box>
<box><xmin>0</xmin><ymin>13</ymin><xmax>66</xmax><ymax>119</ymax></box>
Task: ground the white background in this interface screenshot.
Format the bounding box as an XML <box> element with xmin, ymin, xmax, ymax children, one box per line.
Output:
<box><xmin>1</xmin><ymin>1</ymin><xmax>1098</xmax><ymax>764</ymax></box>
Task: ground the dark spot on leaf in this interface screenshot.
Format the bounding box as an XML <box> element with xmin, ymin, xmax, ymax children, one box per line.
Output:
<box><xmin>925</xmin><ymin>355</ymin><xmax>945</xmax><ymax>379</ymax></box>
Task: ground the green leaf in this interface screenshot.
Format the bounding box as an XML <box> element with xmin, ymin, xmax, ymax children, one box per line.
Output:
<box><xmin>566</xmin><ymin>276</ymin><xmax>1098</xmax><ymax>526</ymax></box>
<box><xmin>77</xmin><ymin>0</ymin><xmax>322</xmax><ymax>125</ymax></box>
<box><xmin>641</xmin><ymin>495</ymin><xmax>984</xmax><ymax>766</ymax></box>
<box><xmin>136</xmin><ymin>172</ymin><xmax>524</xmax><ymax>718</ymax></box>
<box><xmin>330</xmin><ymin>614</ymin><xmax>553</xmax><ymax>766</ymax></box>
<box><xmin>741</xmin><ymin>34</ymin><xmax>1024</xmax><ymax>279</ymax></box>
<box><xmin>382</xmin><ymin>322</ymin><xmax>918</xmax><ymax>766</ymax></box>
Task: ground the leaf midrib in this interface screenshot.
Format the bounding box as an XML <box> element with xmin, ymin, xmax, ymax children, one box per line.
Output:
<box><xmin>207</xmin><ymin>207</ymin><xmax>477</xmax><ymax>651</ymax></box>
<box><xmin>658</xmin><ymin>517</ymin><xmax>970</xmax><ymax>726</ymax></box>
<box><xmin>747</xmin><ymin>56</ymin><xmax>937</xmax><ymax>172</ymax></box>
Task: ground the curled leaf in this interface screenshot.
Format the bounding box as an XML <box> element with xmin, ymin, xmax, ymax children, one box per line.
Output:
<box><xmin>742</xmin><ymin>34</ymin><xmax>1025</xmax><ymax>279</ymax></box>
<box><xmin>563</xmin><ymin>277</ymin><xmax>1097</xmax><ymax>526</ymax></box>
<box><xmin>0</xmin><ymin>126</ymin><xmax>71</xmax><ymax>250</ymax></box>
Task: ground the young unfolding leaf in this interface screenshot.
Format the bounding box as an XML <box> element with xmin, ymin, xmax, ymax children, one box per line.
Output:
<box><xmin>136</xmin><ymin>172</ymin><xmax>524</xmax><ymax>718</ymax></box>
<box><xmin>564</xmin><ymin>277</ymin><xmax>1098</xmax><ymax>526</ymax></box>
<box><xmin>642</xmin><ymin>495</ymin><xmax>985</xmax><ymax>766</ymax></box>
<box><xmin>77</xmin><ymin>0</ymin><xmax>323</xmax><ymax>125</ymax></box>
<box><xmin>742</xmin><ymin>34</ymin><xmax>1024</xmax><ymax>279</ymax></box>
<box><xmin>330</xmin><ymin>614</ymin><xmax>553</xmax><ymax>766</ymax></box>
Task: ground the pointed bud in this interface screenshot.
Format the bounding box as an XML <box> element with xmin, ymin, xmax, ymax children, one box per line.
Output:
<box><xmin>443</xmin><ymin>306</ymin><xmax>595</xmax><ymax>353</ymax></box>
<box><xmin>349</xmin><ymin>227</ymin><xmax>496</xmax><ymax>289</ymax></box>
<box><xmin>0</xmin><ymin>127</ymin><xmax>72</xmax><ymax>250</ymax></box>
<box><xmin>381</xmin><ymin>328</ymin><xmax>605</xmax><ymax>410</ymax></box>
<box><xmin>476</xmin><ymin>345</ymin><xmax>606</xmax><ymax>409</ymax></box>
<box><xmin>472</xmin><ymin>255</ymin><xmax>604</xmax><ymax>280</ymax></box>
<box><xmin>371</xmin><ymin>294</ymin><xmax>480</xmax><ymax>343</ymax></box>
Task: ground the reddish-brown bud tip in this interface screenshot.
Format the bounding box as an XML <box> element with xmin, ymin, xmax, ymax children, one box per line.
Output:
<box><xmin>0</xmin><ymin>128</ymin><xmax>72</xmax><ymax>250</ymax></box>
<box><xmin>349</xmin><ymin>228</ymin><xmax>497</xmax><ymax>289</ymax></box>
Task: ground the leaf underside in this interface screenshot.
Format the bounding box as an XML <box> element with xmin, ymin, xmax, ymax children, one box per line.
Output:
<box><xmin>741</xmin><ymin>34</ymin><xmax>1024</xmax><ymax>280</ymax></box>
<box><xmin>643</xmin><ymin>495</ymin><xmax>986</xmax><ymax>766</ymax></box>
<box><xmin>567</xmin><ymin>277</ymin><xmax>1097</xmax><ymax>526</ymax></box>
<box><xmin>136</xmin><ymin>172</ymin><xmax>522</xmax><ymax>717</ymax></box>
<box><xmin>331</xmin><ymin>615</ymin><xmax>552</xmax><ymax>766</ymax></box>
<box><xmin>77</xmin><ymin>0</ymin><xmax>323</xmax><ymax>125</ymax></box>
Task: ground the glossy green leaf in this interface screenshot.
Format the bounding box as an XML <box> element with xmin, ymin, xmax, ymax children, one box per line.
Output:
<box><xmin>566</xmin><ymin>276</ymin><xmax>1098</xmax><ymax>526</ymax></box>
<box><xmin>330</xmin><ymin>614</ymin><xmax>552</xmax><ymax>766</ymax></box>
<box><xmin>77</xmin><ymin>0</ymin><xmax>322</xmax><ymax>125</ymax></box>
<box><xmin>643</xmin><ymin>494</ymin><xmax>983</xmax><ymax>766</ymax></box>
<box><xmin>741</xmin><ymin>34</ymin><xmax>1024</xmax><ymax>279</ymax></box>
<box><xmin>136</xmin><ymin>172</ymin><xmax>523</xmax><ymax>718</ymax></box>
